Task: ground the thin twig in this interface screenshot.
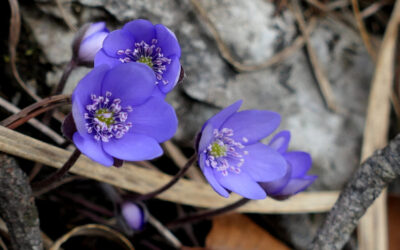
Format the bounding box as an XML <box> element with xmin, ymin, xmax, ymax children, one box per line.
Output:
<box><xmin>7</xmin><ymin>102</ymin><xmax>67</xmax><ymax>129</ymax></box>
<box><xmin>0</xmin><ymin>96</ymin><xmax>65</xmax><ymax>144</ymax></box>
<box><xmin>351</xmin><ymin>0</ymin><xmax>377</xmax><ymax>61</ymax></box>
<box><xmin>147</xmin><ymin>213</ymin><xmax>182</xmax><ymax>249</ymax></box>
<box><xmin>8</xmin><ymin>0</ymin><xmax>41</xmax><ymax>101</ymax></box>
<box><xmin>132</xmin><ymin>154</ymin><xmax>197</xmax><ymax>202</ymax></box>
<box><xmin>291</xmin><ymin>0</ymin><xmax>337</xmax><ymax>111</ymax></box>
<box><xmin>54</xmin><ymin>0</ymin><xmax>77</xmax><ymax>31</ymax></box>
<box><xmin>0</xmin><ymin>94</ymin><xmax>71</xmax><ymax>129</ymax></box>
<box><xmin>190</xmin><ymin>0</ymin><xmax>312</xmax><ymax>72</ymax></box>
<box><xmin>31</xmin><ymin>148</ymin><xmax>81</xmax><ymax>190</ymax></box>
<box><xmin>167</xmin><ymin>198</ymin><xmax>249</xmax><ymax>228</ymax></box>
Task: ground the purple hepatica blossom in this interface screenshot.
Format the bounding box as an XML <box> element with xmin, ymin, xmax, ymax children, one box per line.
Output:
<box><xmin>78</xmin><ymin>22</ymin><xmax>109</xmax><ymax>63</ymax></box>
<box><xmin>260</xmin><ymin>130</ymin><xmax>317</xmax><ymax>200</ymax></box>
<box><xmin>71</xmin><ymin>63</ymin><xmax>177</xmax><ymax>166</ymax></box>
<box><xmin>94</xmin><ymin>19</ymin><xmax>181</xmax><ymax>95</ymax></box>
<box><xmin>121</xmin><ymin>202</ymin><xmax>146</xmax><ymax>231</ymax></box>
<box><xmin>196</xmin><ymin>100</ymin><xmax>288</xmax><ymax>200</ymax></box>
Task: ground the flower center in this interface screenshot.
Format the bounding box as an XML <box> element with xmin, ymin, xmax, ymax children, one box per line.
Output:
<box><xmin>210</xmin><ymin>142</ymin><xmax>227</xmax><ymax>157</ymax></box>
<box><xmin>204</xmin><ymin>128</ymin><xmax>247</xmax><ymax>176</ymax></box>
<box><xmin>95</xmin><ymin>108</ymin><xmax>114</xmax><ymax>126</ymax></box>
<box><xmin>84</xmin><ymin>91</ymin><xmax>133</xmax><ymax>142</ymax></box>
<box><xmin>137</xmin><ymin>56</ymin><xmax>154</xmax><ymax>68</ymax></box>
<box><xmin>117</xmin><ymin>39</ymin><xmax>171</xmax><ymax>85</ymax></box>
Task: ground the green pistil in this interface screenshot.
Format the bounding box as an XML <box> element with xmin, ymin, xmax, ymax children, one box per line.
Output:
<box><xmin>210</xmin><ymin>142</ymin><xmax>227</xmax><ymax>158</ymax></box>
<box><xmin>95</xmin><ymin>108</ymin><xmax>114</xmax><ymax>127</ymax></box>
<box><xmin>138</xmin><ymin>56</ymin><xmax>153</xmax><ymax>68</ymax></box>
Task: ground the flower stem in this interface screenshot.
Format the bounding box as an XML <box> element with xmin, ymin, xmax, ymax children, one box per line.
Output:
<box><xmin>54</xmin><ymin>60</ymin><xmax>76</xmax><ymax>95</ymax></box>
<box><xmin>166</xmin><ymin>198</ymin><xmax>249</xmax><ymax>228</ymax></box>
<box><xmin>133</xmin><ymin>154</ymin><xmax>197</xmax><ymax>202</ymax></box>
<box><xmin>32</xmin><ymin>148</ymin><xmax>81</xmax><ymax>190</ymax></box>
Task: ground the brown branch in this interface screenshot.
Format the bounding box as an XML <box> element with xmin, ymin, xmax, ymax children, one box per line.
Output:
<box><xmin>0</xmin><ymin>96</ymin><xmax>65</xmax><ymax>144</ymax></box>
<box><xmin>310</xmin><ymin>134</ymin><xmax>400</xmax><ymax>249</ymax></box>
<box><xmin>0</xmin><ymin>95</ymin><xmax>71</xmax><ymax>129</ymax></box>
<box><xmin>0</xmin><ymin>154</ymin><xmax>43</xmax><ymax>250</ymax></box>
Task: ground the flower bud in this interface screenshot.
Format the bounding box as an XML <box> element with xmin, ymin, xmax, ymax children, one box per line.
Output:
<box><xmin>73</xmin><ymin>22</ymin><xmax>109</xmax><ymax>65</ymax></box>
<box><xmin>121</xmin><ymin>202</ymin><xmax>146</xmax><ymax>231</ymax></box>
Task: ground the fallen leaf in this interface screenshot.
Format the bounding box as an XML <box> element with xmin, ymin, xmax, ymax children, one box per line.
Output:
<box><xmin>206</xmin><ymin>213</ymin><xmax>289</xmax><ymax>250</ymax></box>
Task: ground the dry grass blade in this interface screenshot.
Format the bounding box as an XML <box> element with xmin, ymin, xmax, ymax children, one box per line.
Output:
<box><xmin>8</xmin><ymin>0</ymin><xmax>41</xmax><ymax>102</ymax></box>
<box><xmin>49</xmin><ymin>224</ymin><xmax>134</xmax><ymax>250</ymax></box>
<box><xmin>0</xmin><ymin>125</ymin><xmax>338</xmax><ymax>213</ymax></box>
<box><xmin>357</xmin><ymin>0</ymin><xmax>400</xmax><ymax>249</ymax></box>
<box><xmin>291</xmin><ymin>0</ymin><xmax>337</xmax><ymax>111</ymax></box>
<box><xmin>190</xmin><ymin>0</ymin><xmax>314</xmax><ymax>72</ymax></box>
<box><xmin>351</xmin><ymin>0</ymin><xmax>377</xmax><ymax>61</ymax></box>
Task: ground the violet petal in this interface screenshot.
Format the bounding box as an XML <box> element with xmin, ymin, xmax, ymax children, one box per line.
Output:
<box><xmin>73</xmin><ymin>132</ymin><xmax>113</xmax><ymax>166</ymax></box>
<box><xmin>222</xmin><ymin>110</ymin><xmax>281</xmax><ymax>145</ymax></box>
<box><xmin>129</xmin><ymin>97</ymin><xmax>177</xmax><ymax>142</ymax></box>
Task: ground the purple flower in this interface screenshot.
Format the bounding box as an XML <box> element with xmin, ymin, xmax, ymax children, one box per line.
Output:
<box><xmin>196</xmin><ymin>101</ymin><xmax>288</xmax><ymax>200</ymax></box>
<box><xmin>94</xmin><ymin>19</ymin><xmax>181</xmax><ymax>95</ymax></box>
<box><xmin>121</xmin><ymin>202</ymin><xmax>146</xmax><ymax>231</ymax></box>
<box><xmin>260</xmin><ymin>131</ymin><xmax>317</xmax><ymax>200</ymax></box>
<box><xmin>71</xmin><ymin>63</ymin><xmax>178</xmax><ymax>166</ymax></box>
<box><xmin>78</xmin><ymin>22</ymin><xmax>109</xmax><ymax>63</ymax></box>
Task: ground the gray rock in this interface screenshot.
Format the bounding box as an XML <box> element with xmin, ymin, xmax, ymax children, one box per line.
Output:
<box><xmin>200</xmin><ymin>0</ymin><xmax>296</xmax><ymax>64</ymax></box>
<box><xmin>35</xmin><ymin>0</ymin><xmax>78</xmax><ymax>27</ymax></box>
<box><xmin>77</xmin><ymin>0</ymin><xmax>188</xmax><ymax>25</ymax></box>
<box><xmin>21</xmin><ymin>5</ymin><xmax>74</xmax><ymax>65</ymax></box>
<box><xmin>46</xmin><ymin>66</ymin><xmax>91</xmax><ymax>94</ymax></box>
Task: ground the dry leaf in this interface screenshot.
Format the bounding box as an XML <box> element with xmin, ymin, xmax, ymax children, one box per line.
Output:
<box><xmin>206</xmin><ymin>214</ymin><xmax>289</xmax><ymax>250</ymax></box>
